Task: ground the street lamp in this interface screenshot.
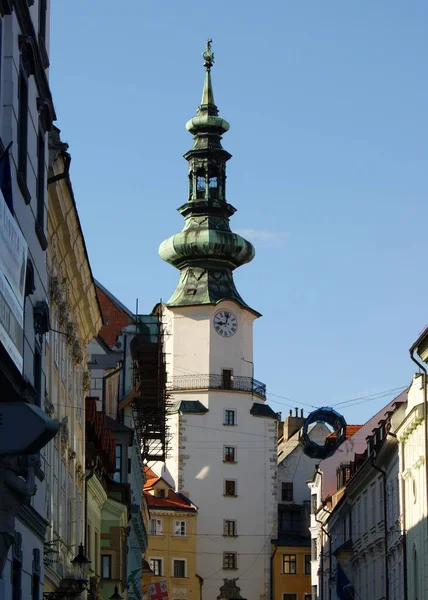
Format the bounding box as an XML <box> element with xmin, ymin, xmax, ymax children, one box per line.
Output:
<box><xmin>43</xmin><ymin>544</ymin><xmax>91</xmax><ymax>600</ymax></box>
<box><xmin>70</xmin><ymin>543</ymin><xmax>91</xmax><ymax>582</ymax></box>
<box><xmin>109</xmin><ymin>585</ymin><xmax>124</xmax><ymax>600</ymax></box>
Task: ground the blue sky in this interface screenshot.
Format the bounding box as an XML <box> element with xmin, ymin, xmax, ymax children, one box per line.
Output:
<box><xmin>50</xmin><ymin>1</ymin><xmax>428</xmax><ymax>425</ymax></box>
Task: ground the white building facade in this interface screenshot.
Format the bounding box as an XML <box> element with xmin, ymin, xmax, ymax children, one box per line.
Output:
<box><xmin>396</xmin><ymin>373</ymin><xmax>428</xmax><ymax>600</ymax></box>
<box><xmin>157</xmin><ymin>42</ymin><xmax>278</xmax><ymax>600</ymax></box>
<box><xmin>0</xmin><ymin>1</ymin><xmax>56</xmax><ymax>598</ymax></box>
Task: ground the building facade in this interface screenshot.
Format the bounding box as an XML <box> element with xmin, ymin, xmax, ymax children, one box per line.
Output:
<box><xmin>273</xmin><ymin>413</ymin><xmax>329</xmax><ymax>600</ymax></box>
<box><xmin>88</xmin><ymin>284</ymin><xmax>156</xmax><ymax>600</ymax></box>
<box><xmin>42</xmin><ymin>127</ymin><xmax>102</xmax><ymax>595</ymax></box>
<box><xmin>400</xmin><ymin>328</ymin><xmax>428</xmax><ymax>600</ymax></box>
<box><xmin>0</xmin><ymin>1</ymin><xmax>57</xmax><ymax>598</ymax></box>
<box><xmin>143</xmin><ymin>468</ymin><xmax>199</xmax><ymax>600</ymax></box>
<box><xmin>308</xmin><ymin>394</ymin><xmax>407</xmax><ymax>600</ymax></box>
<box><xmin>158</xmin><ymin>42</ymin><xmax>278</xmax><ymax>600</ymax></box>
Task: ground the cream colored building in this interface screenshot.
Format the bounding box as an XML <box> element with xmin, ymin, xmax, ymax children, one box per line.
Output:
<box><xmin>43</xmin><ymin>128</ymin><xmax>101</xmax><ymax>594</ymax></box>
<box><xmin>143</xmin><ymin>468</ymin><xmax>200</xmax><ymax>600</ymax></box>
<box><xmin>399</xmin><ymin>328</ymin><xmax>428</xmax><ymax>600</ymax></box>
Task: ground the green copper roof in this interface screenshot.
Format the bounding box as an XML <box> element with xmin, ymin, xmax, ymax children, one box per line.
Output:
<box><xmin>170</xmin><ymin>400</ymin><xmax>209</xmax><ymax>415</ymax></box>
<box><xmin>159</xmin><ymin>40</ymin><xmax>257</xmax><ymax>313</ymax></box>
<box><xmin>250</xmin><ymin>403</ymin><xmax>279</xmax><ymax>420</ymax></box>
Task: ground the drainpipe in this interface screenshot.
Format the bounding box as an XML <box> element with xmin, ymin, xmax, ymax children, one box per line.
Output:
<box><xmin>371</xmin><ymin>458</ymin><xmax>389</xmax><ymax>600</ymax></box>
<box><xmin>315</xmin><ymin>511</ymin><xmax>332</xmax><ymax>600</ymax></box>
<box><xmin>399</xmin><ymin>438</ymin><xmax>408</xmax><ymax>600</ymax></box>
<box><xmin>409</xmin><ymin>348</ymin><xmax>428</xmax><ymax>518</ymax></box>
<box><xmin>270</xmin><ymin>543</ymin><xmax>277</xmax><ymax>600</ymax></box>
<box><xmin>313</xmin><ymin>467</ymin><xmax>325</xmax><ymax>600</ymax></box>
<box><xmin>122</xmin><ymin>335</ymin><xmax>127</xmax><ymax>399</ymax></box>
<box><xmin>315</xmin><ymin>509</ymin><xmax>330</xmax><ymax>600</ymax></box>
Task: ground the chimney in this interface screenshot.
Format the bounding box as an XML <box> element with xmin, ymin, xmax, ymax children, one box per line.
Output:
<box><xmin>300</xmin><ymin>409</ymin><xmax>304</xmax><ymax>418</ymax></box>
<box><xmin>283</xmin><ymin>409</ymin><xmax>305</xmax><ymax>441</ymax></box>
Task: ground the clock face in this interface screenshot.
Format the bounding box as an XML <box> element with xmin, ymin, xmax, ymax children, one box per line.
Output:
<box><xmin>213</xmin><ymin>310</ymin><xmax>238</xmax><ymax>338</ymax></box>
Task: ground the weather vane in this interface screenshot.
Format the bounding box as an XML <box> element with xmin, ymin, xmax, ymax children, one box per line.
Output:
<box><xmin>202</xmin><ymin>38</ymin><xmax>214</xmax><ymax>70</ymax></box>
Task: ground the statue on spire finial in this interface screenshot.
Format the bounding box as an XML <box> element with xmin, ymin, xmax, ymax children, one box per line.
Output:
<box><xmin>202</xmin><ymin>38</ymin><xmax>214</xmax><ymax>70</ymax></box>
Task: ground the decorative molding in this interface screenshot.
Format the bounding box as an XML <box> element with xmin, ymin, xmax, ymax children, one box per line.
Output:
<box><xmin>14</xmin><ymin>1</ymin><xmax>56</xmax><ymax>124</ymax></box>
<box><xmin>18</xmin><ymin>34</ymin><xmax>36</xmax><ymax>76</ymax></box>
<box><xmin>17</xmin><ymin>503</ymin><xmax>49</xmax><ymax>542</ymax></box>
<box><xmin>37</xmin><ymin>97</ymin><xmax>52</xmax><ymax>132</ymax></box>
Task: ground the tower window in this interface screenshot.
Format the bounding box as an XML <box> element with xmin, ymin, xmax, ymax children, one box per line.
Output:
<box><xmin>222</xmin><ymin>369</ymin><xmax>233</xmax><ymax>390</ymax></box>
<box><xmin>224</xmin><ymin>409</ymin><xmax>236</xmax><ymax>426</ymax></box>
<box><xmin>224</xmin><ymin>446</ymin><xmax>236</xmax><ymax>463</ymax></box>
<box><xmin>223</xmin><ymin>552</ymin><xmax>237</xmax><ymax>570</ymax></box>
<box><xmin>196</xmin><ymin>173</ymin><xmax>205</xmax><ymax>198</ymax></box>
<box><xmin>188</xmin><ymin>172</ymin><xmax>194</xmax><ymax>198</ymax></box>
<box><xmin>209</xmin><ymin>175</ymin><xmax>218</xmax><ymax>199</ymax></box>
<box><xmin>224</xmin><ymin>520</ymin><xmax>237</xmax><ymax>536</ymax></box>
<box><xmin>224</xmin><ymin>480</ymin><xmax>237</xmax><ymax>496</ymax></box>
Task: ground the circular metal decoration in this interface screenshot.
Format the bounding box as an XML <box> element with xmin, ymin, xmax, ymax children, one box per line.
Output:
<box><xmin>300</xmin><ymin>407</ymin><xmax>347</xmax><ymax>459</ymax></box>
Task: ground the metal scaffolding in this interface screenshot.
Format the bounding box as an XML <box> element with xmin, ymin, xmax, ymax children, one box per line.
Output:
<box><xmin>130</xmin><ymin>314</ymin><xmax>172</xmax><ymax>463</ymax></box>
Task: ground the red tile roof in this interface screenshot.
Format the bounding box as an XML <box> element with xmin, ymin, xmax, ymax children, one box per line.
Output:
<box><xmin>326</xmin><ymin>425</ymin><xmax>362</xmax><ymax>440</ymax></box>
<box><xmin>144</xmin><ymin>466</ymin><xmax>161</xmax><ymax>489</ymax></box>
<box><xmin>143</xmin><ymin>490</ymin><xmax>196</xmax><ymax>512</ymax></box>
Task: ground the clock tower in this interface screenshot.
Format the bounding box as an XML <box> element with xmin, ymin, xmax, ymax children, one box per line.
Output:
<box><xmin>158</xmin><ymin>41</ymin><xmax>278</xmax><ymax>600</ymax></box>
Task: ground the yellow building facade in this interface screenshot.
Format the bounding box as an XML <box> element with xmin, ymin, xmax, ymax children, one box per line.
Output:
<box><xmin>272</xmin><ymin>542</ymin><xmax>312</xmax><ymax>600</ymax></box>
<box><xmin>43</xmin><ymin>128</ymin><xmax>102</xmax><ymax>594</ymax></box>
<box><xmin>143</xmin><ymin>469</ymin><xmax>200</xmax><ymax>600</ymax></box>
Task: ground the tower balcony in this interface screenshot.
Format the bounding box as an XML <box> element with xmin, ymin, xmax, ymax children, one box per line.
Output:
<box><xmin>168</xmin><ymin>373</ymin><xmax>266</xmax><ymax>400</ymax></box>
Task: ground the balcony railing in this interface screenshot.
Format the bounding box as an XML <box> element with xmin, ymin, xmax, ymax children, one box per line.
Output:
<box><xmin>169</xmin><ymin>374</ymin><xmax>266</xmax><ymax>399</ymax></box>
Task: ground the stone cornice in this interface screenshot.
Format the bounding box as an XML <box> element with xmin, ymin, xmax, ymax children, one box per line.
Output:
<box><xmin>396</xmin><ymin>404</ymin><xmax>424</xmax><ymax>442</ymax></box>
<box><xmin>47</xmin><ymin>150</ymin><xmax>102</xmax><ymax>344</ymax></box>
<box><xmin>148</xmin><ymin>508</ymin><xmax>197</xmax><ymax>518</ymax></box>
<box><xmin>17</xmin><ymin>503</ymin><xmax>49</xmax><ymax>542</ymax></box>
<box><xmin>88</xmin><ymin>473</ymin><xmax>108</xmax><ymax>510</ymax></box>
<box><xmin>102</xmin><ymin>497</ymin><xmax>128</xmax><ymax>522</ymax></box>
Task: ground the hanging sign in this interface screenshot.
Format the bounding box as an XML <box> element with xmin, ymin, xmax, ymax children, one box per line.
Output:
<box><xmin>0</xmin><ymin>189</ymin><xmax>27</xmax><ymax>372</ymax></box>
<box><xmin>148</xmin><ymin>581</ymin><xmax>168</xmax><ymax>600</ymax></box>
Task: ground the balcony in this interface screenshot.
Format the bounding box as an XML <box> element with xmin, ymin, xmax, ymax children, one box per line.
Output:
<box><xmin>169</xmin><ymin>374</ymin><xmax>266</xmax><ymax>400</ymax></box>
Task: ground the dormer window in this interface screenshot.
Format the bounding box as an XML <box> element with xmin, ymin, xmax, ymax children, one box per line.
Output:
<box><xmin>157</xmin><ymin>489</ymin><xmax>166</xmax><ymax>499</ymax></box>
